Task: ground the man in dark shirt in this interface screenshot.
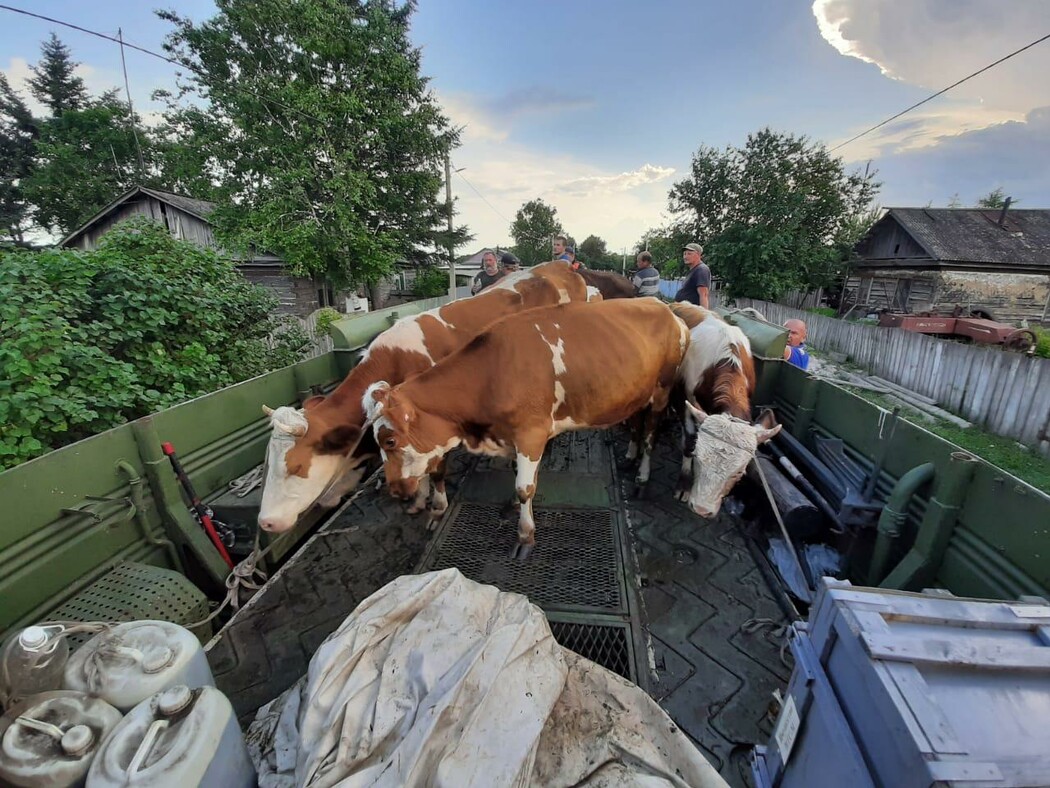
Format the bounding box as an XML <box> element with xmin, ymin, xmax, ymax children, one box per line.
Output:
<box><xmin>500</xmin><ymin>251</ymin><xmax>521</xmax><ymax>274</ymax></box>
<box><xmin>471</xmin><ymin>250</ymin><xmax>504</xmax><ymax>295</ymax></box>
<box><xmin>674</xmin><ymin>243</ymin><xmax>711</xmax><ymax>307</ymax></box>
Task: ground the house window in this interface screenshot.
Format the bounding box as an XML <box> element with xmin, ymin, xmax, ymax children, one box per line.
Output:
<box><xmin>316</xmin><ymin>282</ymin><xmax>335</xmax><ymax>307</ymax></box>
<box><xmin>893</xmin><ymin>243</ymin><xmax>900</xmax><ymax>255</ymax></box>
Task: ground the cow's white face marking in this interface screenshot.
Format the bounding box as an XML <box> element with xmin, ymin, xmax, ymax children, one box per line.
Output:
<box><xmin>688</xmin><ymin>411</ymin><xmax>780</xmax><ymax>517</ymax></box>
<box><xmin>680</xmin><ymin>318</ymin><xmax>750</xmax><ymax>392</ymax></box>
<box><xmin>258</xmin><ymin>407</ymin><xmax>361</xmax><ymax>533</ymax></box>
<box><xmin>390</xmin><ymin>436</ymin><xmax>459</xmax><ymax>479</ymax></box>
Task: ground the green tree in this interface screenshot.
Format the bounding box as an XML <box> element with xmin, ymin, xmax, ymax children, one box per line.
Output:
<box><xmin>510</xmin><ymin>198</ymin><xmax>563</xmax><ymax>266</ymax></box>
<box><xmin>668</xmin><ymin>128</ymin><xmax>878</xmax><ymax>300</ymax></box>
<box><xmin>157</xmin><ymin>0</ymin><xmax>457</xmax><ymax>289</ymax></box>
<box><xmin>578</xmin><ymin>234</ymin><xmax>617</xmax><ymax>270</ymax></box>
<box><xmin>27</xmin><ymin>33</ymin><xmax>88</xmax><ymax>116</ymax></box>
<box><xmin>22</xmin><ymin>96</ymin><xmax>153</xmax><ymax>235</ymax></box>
<box><xmin>976</xmin><ymin>188</ymin><xmax>1013</xmax><ymax>209</ymax></box>
<box><xmin>0</xmin><ymin>73</ymin><xmax>37</xmax><ymax>247</ymax></box>
<box><xmin>0</xmin><ymin>219</ymin><xmax>308</xmax><ymax>469</ymax></box>
<box><xmin>636</xmin><ymin>226</ymin><xmax>692</xmax><ymax>278</ymax></box>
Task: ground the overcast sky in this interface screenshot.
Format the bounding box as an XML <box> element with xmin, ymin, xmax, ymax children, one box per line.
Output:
<box><xmin>3</xmin><ymin>0</ymin><xmax>1048</xmax><ymax>252</ymax></box>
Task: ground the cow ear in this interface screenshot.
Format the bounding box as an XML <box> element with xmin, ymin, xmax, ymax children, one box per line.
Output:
<box><xmin>304</xmin><ymin>395</ymin><xmax>326</xmax><ymax>411</ymax></box>
<box><xmin>755</xmin><ymin>407</ymin><xmax>778</xmax><ymax>430</ymax></box>
<box><xmin>685</xmin><ymin>400</ymin><xmax>708</xmax><ymax>424</ymax></box>
<box><xmin>320</xmin><ymin>424</ymin><xmax>361</xmax><ymax>454</ymax></box>
<box><xmin>754</xmin><ymin>423</ymin><xmax>782</xmax><ymax>444</ymax></box>
<box><xmin>364</xmin><ymin>382</ymin><xmax>391</xmax><ymax>421</ymax></box>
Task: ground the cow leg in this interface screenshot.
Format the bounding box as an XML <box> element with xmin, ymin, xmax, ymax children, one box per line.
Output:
<box><xmin>619</xmin><ymin>412</ymin><xmax>643</xmax><ymax>470</ymax></box>
<box><xmin>677</xmin><ymin>409</ymin><xmax>698</xmax><ymax>502</ymax></box>
<box><xmin>426</xmin><ymin>458</ymin><xmax>449</xmax><ymax>531</ymax></box>
<box><xmin>509</xmin><ymin>446</ymin><xmax>543</xmax><ymax>561</ymax></box>
<box><xmin>635</xmin><ymin>406</ymin><xmax>662</xmax><ymax>485</ymax></box>
<box><xmin>407</xmin><ymin>473</ymin><xmax>430</xmax><ymax>514</ymax></box>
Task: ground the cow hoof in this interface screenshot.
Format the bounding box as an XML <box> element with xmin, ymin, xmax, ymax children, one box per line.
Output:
<box><xmin>509</xmin><ymin>542</ymin><xmax>534</xmax><ymax>562</ymax></box>
<box><xmin>426</xmin><ymin>508</ymin><xmax>446</xmax><ymax>531</ymax></box>
<box><xmin>406</xmin><ymin>504</ymin><xmax>425</xmax><ymax>515</ymax></box>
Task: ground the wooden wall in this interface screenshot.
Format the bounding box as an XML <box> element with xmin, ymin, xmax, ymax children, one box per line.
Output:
<box><xmin>67</xmin><ymin>195</ymin><xmax>217</xmax><ymax>251</ymax></box>
<box><xmin>727</xmin><ymin>296</ymin><xmax>1050</xmax><ymax>457</ymax></box>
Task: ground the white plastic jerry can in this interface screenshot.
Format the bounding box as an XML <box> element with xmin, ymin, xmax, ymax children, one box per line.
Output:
<box><xmin>63</xmin><ymin>621</ymin><xmax>214</xmax><ymax>712</ymax></box>
<box><xmin>87</xmin><ymin>685</ymin><xmax>255</xmax><ymax>788</ymax></box>
<box><xmin>0</xmin><ymin>690</ymin><xmax>122</xmax><ymax>787</ymax></box>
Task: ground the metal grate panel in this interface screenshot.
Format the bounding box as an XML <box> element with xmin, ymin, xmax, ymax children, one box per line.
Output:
<box><xmin>426</xmin><ymin>502</ymin><xmax>624</xmax><ymax>612</ymax></box>
<box><xmin>50</xmin><ymin>562</ymin><xmax>211</xmax><ymax>647</ymax></box>
<box><xmin>549</xmin><ymin>620</ymin><xmax>633</xmax><ymax>681</ymax></box>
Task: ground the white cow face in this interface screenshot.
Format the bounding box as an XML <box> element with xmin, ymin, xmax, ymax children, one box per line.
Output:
<box><xmin>257</xmin><ymin>405</ymin><xmax>366</xmax><ymax>533</ymax></box>
<box><xmin>686</xmin><ymin>402</ymin><xmax>781</xmax><ymax>518</ymax></box>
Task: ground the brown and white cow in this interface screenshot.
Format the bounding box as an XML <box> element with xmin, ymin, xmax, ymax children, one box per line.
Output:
<box><xmin>365</xmin><ymin>298</ymin><xmax>689</xmax><ymax>560</ymax></box>
<box><xmin>669</xmin><ymin>303</ymin><xmax>781</xmax><ymax>517</ymax></box>
<box><xmin>257</xmin><ymin>262</ymin><xmax>589</xmax><ymax>534</ymax></box>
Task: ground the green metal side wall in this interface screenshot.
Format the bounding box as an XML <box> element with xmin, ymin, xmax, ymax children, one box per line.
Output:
<box><xmin>2</xmin><ymin>296</ymin><xmax>1047</xmax><ymax>642</ymax></box>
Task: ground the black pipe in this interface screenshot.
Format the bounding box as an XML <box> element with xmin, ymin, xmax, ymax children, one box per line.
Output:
<box><xmin>766</xmin><ymin>443</ymin><xmax>844</xmax><ymax>530</ymax></box>
<box><xmin>744</xmin><ymin>529</ymin><xmax>801</xmax><ymax>622</ymax></box>
<box><xmin>774</xmin><ymin>429</ymin><xmax>846</xmax><ymax>502</ymax></box>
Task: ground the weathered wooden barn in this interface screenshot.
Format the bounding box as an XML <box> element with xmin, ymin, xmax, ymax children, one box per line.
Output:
<box><xmin>845</xmin><ymin>207</ymin><xmax>1050</xmax><ymax>324</ymax></box>
<box><xmin>59</xmin><ymin>186</ymin><xmax>330</xmax><ymax>317</ymax></box>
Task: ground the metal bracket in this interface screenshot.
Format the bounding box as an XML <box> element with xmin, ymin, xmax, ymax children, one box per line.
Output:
<box><xmin>60</xmin><ymin>494</ymin><xmax>136</xmax><ymax>524</ymax></box>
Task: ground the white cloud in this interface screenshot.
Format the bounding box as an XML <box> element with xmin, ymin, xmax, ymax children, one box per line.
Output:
<box><xmin>813</xmin><ymin>0</ymin><xmax>1050</xmax><ymax>159</ymax></box>
<box><xmin>450</xmin><ymin>138</ymin><xmax>675</xmax><ymax>254</ymax></box>
<box><xmin>439</xmin><ymin>86</ymin><xmax>593</xmax><ymax>144</ymax></box>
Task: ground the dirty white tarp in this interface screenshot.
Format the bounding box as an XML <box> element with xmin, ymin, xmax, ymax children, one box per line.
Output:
<box><xmin>246</xmin><ymin>568</ymin><xmax>727</xmax><ymax>788</ymax></box>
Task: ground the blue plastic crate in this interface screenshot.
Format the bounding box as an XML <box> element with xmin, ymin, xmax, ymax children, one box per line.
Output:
<box><xmin>754</xmin><ymin>579</ymin><xmax>1050</xmax><ymax>788</ymax></box>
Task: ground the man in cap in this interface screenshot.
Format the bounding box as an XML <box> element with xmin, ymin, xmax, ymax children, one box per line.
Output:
<box><xmin>565</xmin><ymin>246</ymin><xmax>584</xmax><ymax>272</ymax></box>
<box><xmin>471</xmin><ymin>249</ymin><xmax>504</xmax><ymax>295</ymax></box>
<box><xmin>674</xmin><ymin>242</ymin><xmax>711</xmax><ymax>308</ymax></box>
<box><xmin>500</xmin><ymin>251</ymin><xmax>521</xmax><ymax>274</ymax></box>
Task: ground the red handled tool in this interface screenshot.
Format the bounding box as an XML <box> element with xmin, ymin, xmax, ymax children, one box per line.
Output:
<box><xmin>161</xmin><ymin>442</ymin><xmax>234</xmax><ymax>569</ymax></box>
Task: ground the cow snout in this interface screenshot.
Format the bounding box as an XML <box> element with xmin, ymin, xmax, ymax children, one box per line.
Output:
<box><xmin>690</xmin><ymin>502</ymin><xmax>719</xmax><ymax>519</ymax></box>
<box><xmin>258</xmin><ymin>514</ymin><xmax>293</xmax><ymax>533</ymax></box>
<box><xmin>388</xmin><ymin>477</ymin><xmax>419</xmax><ymax>500</ymax></box>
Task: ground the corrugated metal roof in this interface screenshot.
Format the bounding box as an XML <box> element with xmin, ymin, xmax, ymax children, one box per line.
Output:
<box><xmin>861</xmin><ymin>207</ymin><xmax>1050</xmax><ymax>268</ymax></box>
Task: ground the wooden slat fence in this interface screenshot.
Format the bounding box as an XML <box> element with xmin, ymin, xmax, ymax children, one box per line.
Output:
<box><xmin>295</xmin><ymin>309</ymin><xmax>335</xmax><ymax>359</ymax></box>
<box><xmin>727</xmin><ymin>297</ymin><xmax>1050</xmax><ymax>457</ymax></box>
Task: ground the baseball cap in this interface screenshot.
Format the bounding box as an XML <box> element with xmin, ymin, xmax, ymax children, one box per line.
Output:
<box><xmin>565</xmin><ymin>246</ymin><xmax>575</xmax><ymax>255</ymax></box>
<box><xmin>682</xmin><ymin>243</ymin><xmax>704</xmax><ymax>254</ymax></box>
<box><xmin>500</xmin><ymin>252</ymin><xmax>520</xmax><ymax>267</ymax></box>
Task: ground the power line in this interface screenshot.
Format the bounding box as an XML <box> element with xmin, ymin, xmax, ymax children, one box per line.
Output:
<box><xmin>452</xmin><ymin>165</ymin><xmax>512</xmax><ymax>226</ymax></box>
<box><xmin>0</xmin><ymin>4</ymin><xmax>330</xmax><ymax>125</ymax></box>
<box><xmin>830</xmin><ymin>31</ymin><xmax>1050</xmax><ymax>153</ymax></box>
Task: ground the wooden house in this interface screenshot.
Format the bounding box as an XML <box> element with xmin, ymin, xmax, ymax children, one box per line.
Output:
<box><xmin>846</xmin><ymin>206</ymin><xmax>1050</xmax><ymax>324</ymax></box>
<box><xmin>59</xmin><ymin>186</ymin><xmax>330</xmax><ymax>317</ymax></box>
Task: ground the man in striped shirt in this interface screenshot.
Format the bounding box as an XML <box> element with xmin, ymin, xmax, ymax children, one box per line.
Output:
<box><xmin>632</xmin><ymin>251</ymin><xmax>660</xmax><ymax>297</ymax></box>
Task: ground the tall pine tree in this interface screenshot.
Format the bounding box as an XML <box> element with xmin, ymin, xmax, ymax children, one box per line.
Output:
<box><xmin>27</xmin><ymin>33</ymin><xmax>88</xmax><ymax>116</ymax></box>
<box><xmin>0</xmin><ymin>73</ymin><xmax>38</xmax><ymax>246</ymax></box>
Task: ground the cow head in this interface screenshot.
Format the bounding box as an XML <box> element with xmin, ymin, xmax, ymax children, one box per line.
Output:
<box><xmin>366</xmin><ymin>382</ymin><xmax>457</xmax><ymax>500</ymax></box>
<box><xmin>685</xmin><ymin>402</ymin><xmax>781</xmax><ymax>518</ymax></box>
<box><xmin>256</xmin><ymin>397</ymin><xmax>371</xmax><ymax>534</ymax></box>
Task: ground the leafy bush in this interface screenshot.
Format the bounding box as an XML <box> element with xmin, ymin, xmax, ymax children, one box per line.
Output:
<box><xmin>806</xmin><ymin>307</ymin><xmax>837</xmax><ymax>318</ymax></box>
<box><xmin>413</xmin><ymin>266</ymin><xmax>448</xmax><ymax>298</ymax></box>
<box><xmin>1032</xmin><ymin>326</ymin><xmax>1050</xmax><ymax>360</ymax></box>
<box><xmin>314</xmin><ymin>307</ymin><xmax>342</xmax><ymax>337</ymax></box>
<box><xmin>0</xmin><ymin>219</ymin><xmax>310</xmax><ymax>469</ymax></box>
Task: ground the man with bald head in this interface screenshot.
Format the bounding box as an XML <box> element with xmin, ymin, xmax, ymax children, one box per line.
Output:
<box><xmin>783</xmin><ymin>319</ymin><xmax>810</xmax><ymax>370</ymax></box>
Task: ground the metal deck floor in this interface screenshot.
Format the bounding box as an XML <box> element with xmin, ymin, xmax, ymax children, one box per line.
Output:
<box><xmin>206</xmin><ymin>429</ymin><xmax>790</xmax><ymax>787</ymax></box>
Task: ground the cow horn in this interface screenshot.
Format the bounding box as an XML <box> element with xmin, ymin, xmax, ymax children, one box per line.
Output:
<box><xmin>274</xmin><ymin>419</ymin><xmax>307</xmax><ymax>437</ymax></box>
<box><xmin>262</xmin><ymin>405</ymin><xmax>275</xmax><ymax>417</ymax></box>
<box><xmin>685</xmin><ymin>400</ymin><xmax>708</xmax><ymax>424</ymax></box>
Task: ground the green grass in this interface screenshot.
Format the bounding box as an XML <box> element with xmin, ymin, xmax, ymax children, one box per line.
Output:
<box><xmin>1032</xmin><ymin>325</ymin><xmax>1050</xmax><ymax>359</ymax></box>
<box><xmin>805</xmin><ymin>307</ymin><xmax>837</xmax><ymax>318</ymax></box>
<box><xmin>842</xmin><ymin>387</ymin><xmax>1050</xmax><ymax>494</ymax></box>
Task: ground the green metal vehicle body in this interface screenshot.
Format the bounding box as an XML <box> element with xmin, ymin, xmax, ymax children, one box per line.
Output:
<box><xmin>1</xmin><ymin>298</ymin><xmax>1047</xmax><ymax>642</ymax></box>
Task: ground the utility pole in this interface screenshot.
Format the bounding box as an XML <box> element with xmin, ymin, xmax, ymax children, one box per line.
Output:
<box><xmin>118</xmin><ymin>29</ymin><xmax>146</xmax><ymax>181</ymax></box>
<box><xmin>445</xmin><ymin>153</ymin><xmax>456</xmax><ymax>300</ymax></box>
